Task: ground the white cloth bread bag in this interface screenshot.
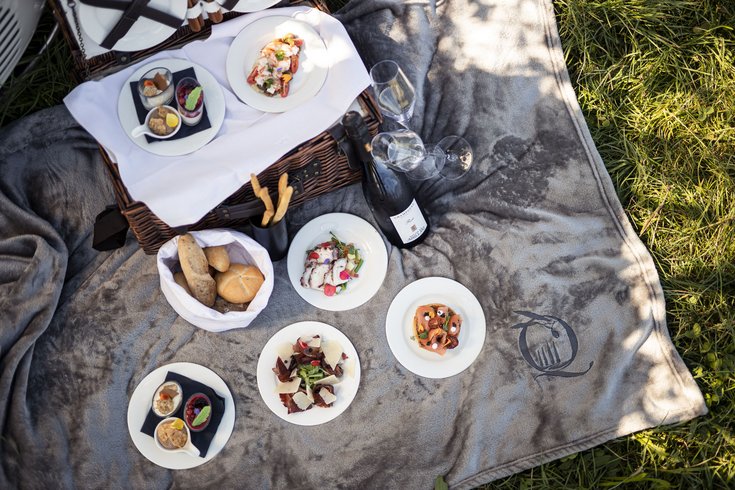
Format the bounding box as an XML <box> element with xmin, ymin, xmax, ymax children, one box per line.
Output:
<box><xmin>157</xmin><ymin>229</ymin><xmax>274</xmax><ymax>332</ymax></box>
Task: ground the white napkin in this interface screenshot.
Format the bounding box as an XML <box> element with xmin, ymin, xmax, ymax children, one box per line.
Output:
<box><xmin>64</xmin><ymin>7</ymin><xmax>370</xmax><ymax>227</ymax></box>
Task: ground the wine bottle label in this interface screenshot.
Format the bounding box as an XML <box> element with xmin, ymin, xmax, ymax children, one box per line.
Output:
<box><xmin>390</xmin><ymin>199</ymin><xmax>428</xmax><ymax>244</ymax></box>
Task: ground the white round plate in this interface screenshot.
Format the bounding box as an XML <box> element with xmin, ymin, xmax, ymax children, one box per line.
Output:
<box><xmin>256</xmin><ymin>321</ymin><xmax>361</xmax><ymax>426</ymax></box>
<box><xmin>79</xmin><ymin>0</ymin><xmax>187</xmax><ymax>52</ymax></box>
<box><xmin>287</xmin><ymin>213</ymin><xmax>388</xmax><ymax>312</ymax></box>
<box><xmin>127</xmin><ymin>362</ymin><xmax>235</xmax><ymax>469</ymax></box>
<box><xmin>228</xmin><ymin>0</ymin><xmax>281</xmax><ymax>13</ymax></box>
<box><xmin>226</xmin><ymin>16</ymin><xmax>329</xmax><ymax>112</ymax></box>
<box><xmin>385</xmin><ymin>277</ymin><xmax>487</xmax><ymax>379</ymax></box>
<box><xmin>118</xmin><ymin>59</ymin><xmax>225</xmax><ymax>157</ymax></box>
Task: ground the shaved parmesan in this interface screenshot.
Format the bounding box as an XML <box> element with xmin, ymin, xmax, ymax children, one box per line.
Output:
<box><xmin>322</xmin><ymin>340</ymin><xmax>343</xmax><ymax>369</ymax></box>
<box><xmin>319</xmin><ymin>388</ymin><xmax>337</xmax><ymax>405</ymax></box>
<box><xmin>315</xmin><ymin>375</ymin><xmax>340</xmax><ymax>386</ymax></box>
<box><xmin>307</xmin><ymin>335</ymin><xmax>321</xmax><ymax>349</ymax></box>
<box><xmin>276</xmin><ymin>343</ymin><xmax>294</xmax><ymax>367</ymax></box>
<box><xmin>274</xmin><ymin>377</ymin><xmax>301</xmax><ymax>394</ymax></box>
<box><xmin>343</xmin><ymin>357</ymin><xmax>355</xmax><ymax>378</ymax></box>
<box><xmin>306</xmin><ymin>383</ymin><xmax>314</xmax><ymax>403</ymax></box>
<box><xmin>292</xmin><ymin>391</ymin><xmax>312</xmax><ymax>411</ymax></box>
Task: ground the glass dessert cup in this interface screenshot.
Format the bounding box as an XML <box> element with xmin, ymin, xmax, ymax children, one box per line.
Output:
<box><xmin>184</xmin><ymin>393</ymin><xmax>212</xmax><ymax>432</ymax></box>
<box><xmin>151</xmin><ymin>381</ymin><xmax>183</xmax><ymax>417</ymax></box>
<box><xmin>154</xmin><ymin>417</ymin><xmax>200</xmax><ymax>457</ymax></box>
<box><xmin>176</xmin><ymin>77</ymin><xmax>205</xmax><ymax>126</ymax></box>
<box><xmin>137</xmin><ymin>67</ymin><xmax>174</xmax><ymax>110</ymax></box>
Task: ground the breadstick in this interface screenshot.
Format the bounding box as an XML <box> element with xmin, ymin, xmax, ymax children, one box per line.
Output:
<box><xmin>273</xmin><ymin>186</ymin><xmax>293</xmax><ymax>224</ymax></box>
<box><xmin>259</xmin><ymin>187</ymin><xmax>275</xmax><ymax>227</ymax></box>
<box><xmin>250</xmin><ymin>173</ymin><xmax>262</xmax><ymax>197</ymax></box>
<box><xmin>261</xmin><ymin>209</ymin><xmax>274</xmax><ymax>227</ymax></box>
<box><xmin>278</xmin><ymin>173</ymin><xmax>289</xmax><ymax>201</ymax></box>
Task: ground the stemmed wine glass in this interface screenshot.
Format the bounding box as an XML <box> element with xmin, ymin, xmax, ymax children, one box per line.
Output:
<box><xmin>369</xmin><ymin>60</ymin><xmax>416</xmax><ymax>124</ymax></box>
<box><xmin>369</xmin><ymin>60</ymin><xmax>474</xmax><ymax>180</ymax></box>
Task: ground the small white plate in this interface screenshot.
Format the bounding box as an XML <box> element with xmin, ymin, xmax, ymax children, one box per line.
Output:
<box><xmin>127</xmin><ymin>362</ymin><xmax>235</xmax><ymax>469</ymax></box>
<box><xmin>287</xmin><ymin>213</ymin><xmax>388</xmax><ymax>312</ymax></box>
<box><xmin>226</xmin><ymin>16</ymin><xmax>329</xmax><ymax>113</ymax></box>
<box><xmin>385</xmin><ymin>277</ymin><xmax>487</xmax><ymax>379</ymax></box>
<box><xmin>228</xmin><ymin>0</ymin><xmax>281</xmax><ymax>12</ymax></box>
<box><xmin>256</xmin><ymin>321</ymin><xmax>361</xmax><ymax>426</ymax></box>
<box><xmin>118</xmin><ymin>59</ymin><xmax>225</xmax><ymax>157</ymax></box>
<box><xmin>79</xmin><ymin>0</ymin><xmax>187</xmax><ymax>52</ymax></box>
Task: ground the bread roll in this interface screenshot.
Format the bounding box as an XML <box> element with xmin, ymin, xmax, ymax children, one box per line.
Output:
<box><xmin>204</xmin><ymin>246</ymin><xmax>230</xmax><ymax>272</ymax></box>
<box><xmin>178</xmin><ymin>234</ymin><xmax>216</xmax><ymax>307</ymax></box>
<box><xmin>173</xmin><ymin>272</ymin><xmax>192</xmax><ymax>296</ymax></box>
<box><xmin>215</xmin><ymin>264</ymin><xmax>264</xmax><ymax>304</ymax></box>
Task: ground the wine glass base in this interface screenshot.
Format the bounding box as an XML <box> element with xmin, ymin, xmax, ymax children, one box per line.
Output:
<box><xmin>437</xmin><ymin>136</ymin><xmax>473</xmax><ymax>180</ymax></box>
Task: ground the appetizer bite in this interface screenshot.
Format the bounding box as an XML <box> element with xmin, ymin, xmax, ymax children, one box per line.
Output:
<box><xmin>184</xmin><ymin>393</ymin><xmax>212</xmax><ymax>432</ymax></box>
<box><xmin>147</xmin><ymin>106</ymin><xmax>179</xmax><ymax>136</ymax></box>
<box><xmin>176</xmin><ymin>77</ymin><xmax>205</xmax><ymax>126</ymax></box>
<box><xmin>413</xmin><ymin>304</ymin><xmax>462</xmax><ymax>356</ymax></box>
<box><xmin>137</xmin><ymin>67</ymin><xmax>174</xmax><ymax>110</ymax></box>
<box><xmin>300</xmin><ymin>233</ymin><xmax>363</xmax><ymax>297</ymax></box>
<box><xmin>156</xmin><ymin>417</ymin><xmax>188</xmax><ymax>450</ymax></box>
<box><xmin>151</xmin><ymin>381</ymin><xmax>183</xmax><ymax>417</ymax></box>
<box><xmin>272</xmin><ymin>335</ymin><xmax>354</xmax><ymax>413</ymax></box>
<box><xmin>247</xmin><ymin>33</ymin><xmax>303</xmax><ymax>98</ymax></box>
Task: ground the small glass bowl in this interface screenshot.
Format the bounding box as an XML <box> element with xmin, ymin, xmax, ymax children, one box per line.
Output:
<box><xmin>184</xmin><ymin>393</ymin><xmax>212</xmax><ymax>432</ymax></box>
<box><xmin>137</xmin><ymin>67</ymin><xmax>174</xmax><ymax>110</ymax></box>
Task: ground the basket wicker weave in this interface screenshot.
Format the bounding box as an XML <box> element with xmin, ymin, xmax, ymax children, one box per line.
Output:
<box><xmin>50</xmin><ymin>0</ymin><xmax>380</xmax><ymax>254</ymax></box>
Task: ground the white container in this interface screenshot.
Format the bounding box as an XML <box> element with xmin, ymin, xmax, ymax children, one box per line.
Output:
<box><xmin>157</xmin><ymin>229</ymin><xmax>274</xmax><ymax>332</ymax></box>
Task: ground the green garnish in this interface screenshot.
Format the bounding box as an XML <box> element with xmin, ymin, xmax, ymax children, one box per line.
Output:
<box><xmin>354</xmin><ymin>259</ymin><xmax>364</xmax><ymax>274</ymax></box>
<box><xmin>330</xmin><ymin>231</ymin><xmax>346</xmax><ymax>249</ymax></box>
<box><xmin>443</xmin><ymin>315</ymin><xmax>451</xmax><ymax>331</ymax></box>
<box><xmin>275</xmin><ymin>50</ymin><xmax>285</xmax><ymax>61</ymax></box>
<box><xmin>297</xmin><ymin>364</ymin><xmax>326</xmax><ymax>387</ymax></box>
<box><xmin>418</xmin><ymin>332</ymin><xmax>428</xmax><ymax>339</ymax></box>
<box><xmin>185</xmin><ymin>86</ymin><xmax>202</xmax><ymax>111</ymax></box>
<box><xmin>192</xmin><ymin>405</ymin><xmax>210</xmax><ymax>426</ymax></box>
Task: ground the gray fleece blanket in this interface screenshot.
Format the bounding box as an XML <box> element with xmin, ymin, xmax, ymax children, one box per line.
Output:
<box><xmin>0</xmin><ymin>0</ymin><xmax>707</xmax><ymax>488</ymax></box>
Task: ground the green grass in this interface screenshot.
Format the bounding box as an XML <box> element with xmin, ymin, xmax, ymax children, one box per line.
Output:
<box><xmin>1</xmin><ymin>0</ymin><xmax>733</xmax><ymax>488</ymax></box>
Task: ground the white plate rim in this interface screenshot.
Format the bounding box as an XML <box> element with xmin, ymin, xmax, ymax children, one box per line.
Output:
<box><xmin>127</xmin><ymin>362</ymin><xmax>235</xmax><ymax>469</ymax></box>
<box><xmin>229</xmin><ymin>0</ymin><xmax>281</xmax><ymax>13</ymax></box>
<box><xmin>256</xmin><ymin>321</ymin><xmax>361</xmax><ymax>426</ymax></box>
<box><xmin>225</xmin><ymin>16</ymin><xmax>329</xmax><ymax>113</ymax></box>
<box><xmin>79</xmin><ymin>0</ymin><xmax>187</xmax><ymax>52</ymax></box>
<box><xmin>385</xmin><ymin>277</ymin><xmax>487</xmax><ymax>379</ymax></box>
<box><xmin>287</xmin><ymin>213</ymin><xmax>388</xmax><ymax>312</ymax></box>
<box><xmin>117</xmin><ymin>59</ymin><xmax>226</xmax><ymax>157</ymax></box>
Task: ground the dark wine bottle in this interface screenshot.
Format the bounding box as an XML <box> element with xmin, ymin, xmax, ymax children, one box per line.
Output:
<box><xmin>341</xmin><ymin>111</ymin><xmax>430</xmax><ymax>248</ymax></box>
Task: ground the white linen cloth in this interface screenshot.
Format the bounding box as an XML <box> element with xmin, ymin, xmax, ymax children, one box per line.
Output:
<box><xmin>64</xmin><ymin>7</ymin><xmax>370</xmax><ymax>227</ymax></box>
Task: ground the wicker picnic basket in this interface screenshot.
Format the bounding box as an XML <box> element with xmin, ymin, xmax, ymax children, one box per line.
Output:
<box><xmin>50</xmin><ymin>0</ymin><xmax>380</xmax><ymax>254</ymax></box>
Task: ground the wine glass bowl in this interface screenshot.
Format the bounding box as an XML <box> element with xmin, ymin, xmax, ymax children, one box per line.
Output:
<box><xmin>369</xmin><ymin>60</ymin><xmax>416</xmax><ymax>124</ymax></box>
<box><xmin>371</xmin><ymin>129</ymin><xmax>444</xmax><ymax>181</ymax></box>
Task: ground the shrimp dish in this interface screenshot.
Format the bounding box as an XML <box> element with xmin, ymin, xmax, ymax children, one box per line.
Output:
<box><xmin>246</xmin><ymin>33</ymin><xmax>303</xmax><ymax>98</ymax></box>
<box><xmin>413</xmin><ymin>304</ymin><xmax>462</xmax><ymax>356</ymax></box>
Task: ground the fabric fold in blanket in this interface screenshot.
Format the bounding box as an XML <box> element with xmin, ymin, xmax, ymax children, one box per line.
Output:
<box><xmin>0</xmin><ymin>0</ymin><xmax>706</xmax><ymax>488</ymax></box>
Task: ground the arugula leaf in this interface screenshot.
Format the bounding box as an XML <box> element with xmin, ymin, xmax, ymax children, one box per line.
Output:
<box><xmin>297</xmin><ymin>364</ymin><xmax>326</xmax><ymax>387</ymax></box>
<box><xmin>418</xmin><ymin>331</ymin><xmax>428</xmax><ymax>339</ymax></box>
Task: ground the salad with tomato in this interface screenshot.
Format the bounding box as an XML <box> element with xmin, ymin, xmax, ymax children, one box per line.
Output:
<box><xmin>300</xmin><ymin>233</ymin><xmax>363</xmax><ymax>296</ymax></box>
